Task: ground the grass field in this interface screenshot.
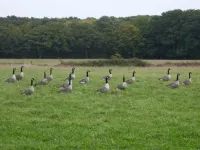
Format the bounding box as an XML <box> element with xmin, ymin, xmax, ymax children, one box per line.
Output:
<box><xmin>1</xmin><ymin>58</ymin><xmax>200</xmax><ymax>66</ymax></box>
<box><xmin>0</xmin><ymin>65</ymin><xmax>200</xmax><ymax>149</ymax></box>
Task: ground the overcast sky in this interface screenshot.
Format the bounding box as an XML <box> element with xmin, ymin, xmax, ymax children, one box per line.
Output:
<box><xmin>1</xmin><ymin>0</ymin><xmax>199</xmax><ymax>19</ymax></box>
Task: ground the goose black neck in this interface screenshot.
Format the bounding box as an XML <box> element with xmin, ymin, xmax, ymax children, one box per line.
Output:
<box><xmin>109</xmin><ymin>70</ymin><xmax>111</xmax><ymax>74</ymax></box>
<box><xmin>132</xmin><ymin>72</ymin><xmax>135</xmax><ymax>77</ymax></box>
<box><xmin>105</xmin><ymin>78</ymin><xmax>108</xmax><ymax>83</ymax></box>
<box><xmin>189</xmin><ymin>73</ymin><xmax>191</xmax><ymax>79</ymax></box>
<box><xmin>21</xmin><ymin>67</ymin><xmax>23</xmax><ymax>72</ymax></box>
<box><xmin>50</xmin><ymin>69</ymin><xmax>52</xmax><ymax>75</ymax></box>
<box><xmin>69</xmin><ymin>77</ymin><xmax>71</xmax><ymax>85</ymax></box>
<box><xmin>13</xmin><ymin>69</ymin><xmax>15</xmax><ymax>74</ymax></box>
<box><xmin>31</xmin><ymin>79</ymin><xmax>33</xmax><ymax>86</ymax></box>
<box><xmin>72</xmin><ymin>68</ymin><xmax>75</xmax><ymax>73</ymax></box>
<box><xmin>123</xmin><ymin>76</ymin><xmax>125</xmax><ymax>82</ymax></box>
<box><xmin>68</xmin><ymin>74</ymin><xmax>71</xmax><ymax>85</ymax></box>
<box><xmin>176</xmin><ymin>74</ymin><xmax>179</xmax><ymax>81</ymax></box>
<box><xmin>167</xmin><ymin>69</ymin><xmax>170</xmax><ymax>75</ymax></box>
<box><xmin>86</xmin><ymin>71</ymin><xmax>89</xmax><ymax>77</ymax></box>
<box><xmin>44</xmin><ymin>72</ymin><xmax>46</xmax><ymax>78</ymax></box>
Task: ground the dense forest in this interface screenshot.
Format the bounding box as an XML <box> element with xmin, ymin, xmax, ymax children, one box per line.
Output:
<box><xmin>0</xmin><ymin>9</ymin><xmax>200</xmax><ymax>59</ymax></box>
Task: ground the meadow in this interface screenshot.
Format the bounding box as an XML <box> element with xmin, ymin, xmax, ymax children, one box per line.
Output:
<box><xmin>0</xmin><ymin>61</ymin><xmax>200</xmax><ymax>149</ymax></box>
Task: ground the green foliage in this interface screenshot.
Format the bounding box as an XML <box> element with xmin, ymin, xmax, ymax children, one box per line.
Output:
<box><xmin>58</xmin><ymin>58</ymin><xmax>148</xmax><ymax>67</ymax></box>
<box><xmin>0</xmin><ymin>9</ymin><xmax>200</xmax><ymax>59</ymax></box>
<box><xmin>110</xmin><ymin>52</ymin><xmax>123</xmax><ymax>59</ymax></box>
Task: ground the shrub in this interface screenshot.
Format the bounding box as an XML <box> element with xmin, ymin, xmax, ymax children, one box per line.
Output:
<box><xmin>110</xmin><ymin>52</ymin><xmax>123</xmax><ymax>59</ymax></box>
<box><xmin>57</xmin><ymin>58</ymin><xmax>149</xmax><ymax>67</ymax></box>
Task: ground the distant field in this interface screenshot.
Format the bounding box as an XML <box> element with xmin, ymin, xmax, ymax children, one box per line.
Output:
<box><xmin>0</xmin><ymin>66</ymin><xmax>200</xmax><ymax>149</ymax></box>
<box><xmin>0</xmin><ymin>59</ymin><xmax>200</xmax><ymax>67</ymax></box>
<box><xmin>143</xmin><ymin>59</ymin><xmax>200</xmax><ymax>65</ymax></box>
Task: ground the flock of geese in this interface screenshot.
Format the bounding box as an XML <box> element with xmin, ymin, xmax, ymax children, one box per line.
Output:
<box><xmin>4</xmin><ymin>66</ymin><xmax>192</xmax><ymax>95</ymax></box>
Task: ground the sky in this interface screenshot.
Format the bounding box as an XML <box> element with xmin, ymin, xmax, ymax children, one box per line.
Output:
<box><xmin>1</xmin><ymin>0</ymin><xmax>200</xmax><ymax>19</ymax></box>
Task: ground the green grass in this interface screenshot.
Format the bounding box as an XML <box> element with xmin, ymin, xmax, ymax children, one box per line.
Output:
<box><xmin>0</xmin><ymin>66</ymin><xmax>200</xmax><ymax>149</ymax></box>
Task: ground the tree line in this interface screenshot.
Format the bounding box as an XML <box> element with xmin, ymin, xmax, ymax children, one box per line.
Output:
<box><xmin>0</xmin><ymin>9</ymin><xmax>200</xmax><ymax>59</ymax></box>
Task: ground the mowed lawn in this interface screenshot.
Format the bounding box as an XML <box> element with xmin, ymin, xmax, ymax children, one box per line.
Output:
<box><xmin>0</xmin><ymin>66</ymin><xmax>200</xmax><ymax>149</ymax></box>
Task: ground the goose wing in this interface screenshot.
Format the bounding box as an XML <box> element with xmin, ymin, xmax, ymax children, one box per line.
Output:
<box><xmin>126</xmin><ymin>78</ymin><xmax>133</xmax><ymax>84</ymax></box>
<box><xmin>166</xmin><ymin>81</ymin><xmax>175</xmax><ymax>86</ymax></box>
<box><xmin>117</xmin><ymin>83</ymin><xmax>127</xmax><ymax>90</ymax></box>
<box><xmin>4</xmin><ymin>77</ymin><xmax>15</xmax><ymax>83</ymax></box>
<box><xmin>101</xmin><ymin>75</ymin><xmax>108</xmax><ymax>80</ymax></box>
<box><xmin>60</xmin><ymin>82</ymin><xmax>69</xmax><ymax>88</ymax></box>
<box><xmin>16</xmin><ymin>74</ymin><xmax>23</xmax><ymax>80</ymax></box>
<box><xmin>47</xmin><ymin>76</ymin><xmax>53</xmax><ymax>81</ymax></box>
<box><xmin>80</xmin><ymin>77</ymin><xmax>88</xmax><ymax>84</ymax></box>
<box><xmin>35</xmin><ymin>79</ymin><xmax>48</xmax><ymax>85</ymax></box>
<box><xmin>181</xmin><ymin>79</ymin><xmax>191</xmax><ymax>85</ymax></box>
<box><xmin>22</xmin><ymin>88</ymin><xmax>34</xmax><ymax>95</ymax></box>
<box><xmin>58</xmin><ymin>87</ymin><xmax>72</xmax><ymax>93</ymax></box>
<box><xmin>166</xmin><ymin>81</ymin><xmax>179</xmax><ymax>88</ymax></box>
<box><xmin>159</xmin><ymin>75</ymin><xmax>169</xmax><ymax>81</ymax></box>
<box><xmin>96</xmin><ymin>87</ymin><xmax>109</xmax><ymax>93</ymax></box>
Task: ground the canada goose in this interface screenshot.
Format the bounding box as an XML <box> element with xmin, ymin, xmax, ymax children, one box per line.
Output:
<box><xmin>80</xmin><ymin>70</ymin><xmax>90</xmax><ymax>84</ymax></box>
<box><xmin>58</xmin><ymin>74</ymin><xmax>72</xmax><ymax>93</ymax></box>
<box><xmin>65</xmin><ymin>67</ymin><xmax>75</xmax><ymax>80</ymax></box>
<box><xmin>166</xmin><ymin>73</ymin><xmax>180</xmax><ymax>88</ymax></box>
<box><xmin>35</xmin><ymin>72</ymin><xmax>48</xmax><ymax>85</ymax></box>
<box><xmin>16</xmin><ymin>66</ymin><xmax>24</xmax><ymax>81</ymax></box>
<box><xmin>97</xmin><ymin>77</ymin><xmax>110</xmax><ymax>93</ymax></box>
<box><xmin>126</xmin><ymin>71</ymin><xmax>136</xmax><ymax>84</ymax></box>
<box><xmin>47</xmin><ymin>68</ymin><xmax>53</xmax><ymax>81</ymax></box>
<box><xmin>181</xmin><ymin>72</ymin><xmax>192</xmax><ymax>85</ymax></box>
<box><xmin>22</xmin><ymin>78</ymin><xmax>35</xmax><ymax>95</ymax></box>
<box><xmin>4</xmin><ymin>68</ymin><xmax>16</xmax><ymax>83</ymax></box>
<box><xmin>61</xmin><ymin>73</ymin><xmax>73</xmax><ymax>88</ymax></box>
<box><xmin>101</xmin><ymin>69</ymin><xmax>112</xmax><ymax>80</ymax></box>
<box><xmin>159</xmin><ymin>68</ymin><xmax>171</xmax><ymax>81</ymax></box>
<box><xmin>117</xmin><ymin>76</ymin><xmax>127</xmax><ymax>90</ymax></box>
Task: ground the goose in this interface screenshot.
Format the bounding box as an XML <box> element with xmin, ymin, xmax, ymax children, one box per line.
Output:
<box><xmin>58</xmin><ymin>74</ymin><xmax>72</xmax><ymax>93</ymax></box>
<box><xmin>159</xmin><ymin>68</ymin><xmax>171</xmax><ymax>81</ymax></box>
<box><xmin>101</xmin><ymin>69</ymin><xmax>112</xmax><ymax>80</ymax></box>
<box><xmin>80</xmin><ymin>70</ymin><xmax>90</xmax><ymax>84</ymax></box>
<box><xmin>47</xmin><ymin>68</ymin><xmax>53</xmax><ymax>81</ymax></box>
<box><xmin>22</xmin><ymin>78</ymin><xmax>35</xmax><ymax>95</ymax></box>
<box><xmin>65</xmin><ymin>67</ymin><xmax>75</xmax><ymax>80</ymax></box>
<box><xmin>96</xmin><ymin>77</ymin><xmax>110</xmax><ymax>93</ymax></box>
<box><xmin>181</xmin><ymin>72</ymin><xmax>192</xmax><ymax>85</ymax></box>
<box><xmin>4</xmin><ymin>68</ymin><xmax>16</xmax><ymax>83</ymax></box>
<box><xmin>117</xmin><ymin>76</ymin><xmax>127</xmax><ymax>90</ymax></box>
<box><xmin>166</xmin><ymin>73</ymin><xmax>180</xmax><ymax>88</ymax></box>
<box><xmin>60</xmin><ymin>73</ymin><xmax>73</xmax><ymax>88</ymax></box>
<box><xmin>126</xmin><ymin>71</ymin><xmax>136</xmax><ymax>84</ymax></box>
<box><xmin>35</xmin><ymin>72</ymin><xmax>48</xmax><ymax>85</ymax></box>
<box><xmin>16</xmin><ymin>66</ymin><xmax>24</xmax><ymax>81</ymax></box>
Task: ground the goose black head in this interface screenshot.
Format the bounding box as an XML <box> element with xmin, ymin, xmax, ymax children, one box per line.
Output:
<box><xmin>72</xmin><ymin>67</ymin><xmax>75</xmax><ymax>73</ymax></box>
<box><xmin>123</xmin><ymin>75</ymin><xmax>125</xmax><ymax>82</ymax></box>
<box><xmin>189</xmin><ymin>72</ymin><xmax>192</xmax><ymax>78</ymax></box>
<box><xmin>21</xmin><ymin>66</ymin><xmax>24</xmax><ymax>72</ymax></box>
<box><xmin>133</xmin><ymin>71</ymin><xmax>136</xmax><ymax>76</ymax></box>
<box><xmin>44</xmin><ymin>72</ymin><xmax>46</xmax><ymax>78</ymax></box>
<box><xmin>31</xmin><ymin>78</ymin><xmax>34</xmax><ymax>86</ymax></box>
<box><xmin>86</xmin><ymin>70</ymin><xmax>90</xmax><ymax>77</ymax></box>
<box><xmin>50</xmin><ymin>68</ymin><xmax>53</xmax><ymax>74</ymax></box>
<box><xmin>13</xmin><ymin>68</ymin><xmax>16</xmax><ymax>74</ymax></box>
<box><xmin>109</xmin><ymin>69</ymin><xmax>112</xmax><ymax>74</ymax></box>
<box><xmin>167</xmin><ymin>68</ymin><xmax>171</xmax><ymax>74</ymax></box>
